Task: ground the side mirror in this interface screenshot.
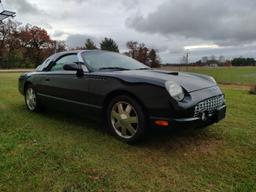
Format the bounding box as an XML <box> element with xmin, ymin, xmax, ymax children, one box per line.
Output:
<box><xmin>63</xmin><ymin>63</ymin><xmax>79</xmax><ymax>71</ymax></box>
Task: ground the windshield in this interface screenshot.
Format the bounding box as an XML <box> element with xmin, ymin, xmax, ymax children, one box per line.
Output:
<box><xmin>81</xmin><ymin>51</ymin><xmax>149</xmax><ymax>71</ymax></box>
<box><xmin>36</xmin><ymin>55</ymin><xmax>54</xmax><ymax>71</ymax></box>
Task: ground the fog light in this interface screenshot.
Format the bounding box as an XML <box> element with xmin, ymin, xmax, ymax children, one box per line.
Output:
<box><xmin>154</xmin><ymin>120</ymin><xmax>169</xmax><ymax>127</ymax></box>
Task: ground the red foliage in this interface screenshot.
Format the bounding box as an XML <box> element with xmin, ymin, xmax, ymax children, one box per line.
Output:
<box><xmin>0</xmin><ymin>20</ymin><xmax>66</xmax><ymax>68</ymax></box>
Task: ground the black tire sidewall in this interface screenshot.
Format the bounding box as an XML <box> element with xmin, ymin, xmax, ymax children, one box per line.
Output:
<box><xmin>106</xmin><ymin>95</ymin><xmax>147</xmax><ymax>144</ymax></box>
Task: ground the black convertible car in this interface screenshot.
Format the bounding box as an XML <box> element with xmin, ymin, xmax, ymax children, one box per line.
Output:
<box><xmin>19</xmin><ymin>50</ymin><xmax>226</xmax><ymax>143</ymax></box>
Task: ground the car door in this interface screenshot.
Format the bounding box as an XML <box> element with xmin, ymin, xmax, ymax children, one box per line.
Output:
<box><xmin>37</xmin><ymin>53</ymin><xmax>91</xmax><ymax>112</ymax></box>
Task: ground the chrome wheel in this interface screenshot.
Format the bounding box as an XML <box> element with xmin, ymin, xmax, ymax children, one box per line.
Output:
<box><xmin>25</xmin><ymin>87</ymin><xmax>37</xmax><ymax>111</ymax></box>
<box><xmin>111</xmin><ymin>101</ymin><xmax>139</xmax><ymax>139</ymax></box>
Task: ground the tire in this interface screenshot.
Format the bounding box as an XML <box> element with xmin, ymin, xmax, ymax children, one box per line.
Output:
<box><xmin>106</xmin><ymin>95</ymin><xmax>147</xmax><ymax>144</ymax></box>
<box><xmin>25</xmin><ymin>84</ymin><xmax>41</xmax><ymax>112</ymax></box>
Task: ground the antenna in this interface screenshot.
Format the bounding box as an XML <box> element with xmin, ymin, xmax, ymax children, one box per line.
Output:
<box><xmin>0</xmin><ymin>0</ymin><xmax>16</xmax><ymax>24</ymax></box>
<box><xmin>0</xmin><ymin>0</ymin><xmax>4</xmax><ymax>10</ymax></box>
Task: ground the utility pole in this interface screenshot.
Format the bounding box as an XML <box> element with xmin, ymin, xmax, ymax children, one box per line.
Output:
<box><xmin>184</xmin><ymin>49</ymin><xmax>190</xmax><ymax>71</ymax></box>
<box><xmin>55</xmin><ymin>41</ymin><xmax>58</xmax><ymax>54</ymax></box>
<box><xmin>185</xmin><ymin>49</ymin><xmax>190</xmax><ymax>65</ymax></box>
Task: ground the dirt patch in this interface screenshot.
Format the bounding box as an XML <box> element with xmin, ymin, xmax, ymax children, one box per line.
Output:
<box><xmin>0</xmin><ymin>103</ymin><xmax>7</xmax><ymax>110</ymax></box>
<box><xmin>181</xmin><ymin>137</ymin><xmax>223</xmax><ymax>156</ymax></box>
<box><xmin>220</xmin><ymin>83</ymin><xmax>252</xmax><ymax>90</ymax></box>
<box><xmin>0</xmin><ymin>69</ymin><xmax>33</xmax><ymax>73</ymax></box>
<box><xmin>161</xmin><ymin>132</ymin><xmax>224</xmax><ymax>157</ymax></box>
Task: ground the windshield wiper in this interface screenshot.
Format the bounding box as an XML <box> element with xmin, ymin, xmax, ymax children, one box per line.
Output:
<box><xmin>98</xmin><ymin>67</ymin><xmax>129</xmax><ymax>71</ymax></box>
<box><xmin>136</xmin><ymin>67</ymin><xmax>152</xmax><ymax>70</ymax></box>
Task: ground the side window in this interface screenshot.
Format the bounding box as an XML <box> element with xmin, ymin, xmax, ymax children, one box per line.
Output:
<box><xmin>50</xmin><ymin>54</ymin><xmax>79</xmax><ymax>71</ymax></box>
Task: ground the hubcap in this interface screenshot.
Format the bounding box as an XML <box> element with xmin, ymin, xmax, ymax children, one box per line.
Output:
<box><xmin>26</xmin><ymin>88</ymin><xmax>37</xmax><ymax>111</ymax></box>
<box><xmin>111</xmin><ymin>101</ymin><xmax>138</xmax><ymax>139</ymax></box>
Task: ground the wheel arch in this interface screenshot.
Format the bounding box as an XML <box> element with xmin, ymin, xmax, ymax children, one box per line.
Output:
<box><xmin>23</xmin><ymin>81</ymin><xmax>33</xmax><ymax>94</ymax></box>
<box><xmin>103</xmin><ymin>89</ymin><xmax>149</xmax><ymax>117</ymax></box>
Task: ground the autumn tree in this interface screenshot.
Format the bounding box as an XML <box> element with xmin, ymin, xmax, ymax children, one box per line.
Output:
<box><xmin>137</xmin><ymin>43</ymin><xmax>148</xmax><ymax>64</ymax></box>
<box><xmin>85</xmin><ymin>38</ymin><xmax>97</xmax><ymax>50</ymax></box>
<box><xmin>148</xmin><ymin>49</ymin><xmax>160</xmax><ymax>68</ymax></box>
<box><xmin>100</xmin><ymin>37</ymin><xmax>119</xmax><ymax>52</ymax></box>
<box><xmin>19</xmin><ymin>25</ymin><xmax>53</xmax><ymax>64</ymax></box>
<box><xmin>125</xmin><ymin>41</ymin><xmax>160</xmax><ymax>68</ymax></box>
<box><xmin>126</xmin><ymin>41</ymin><xmax>138</xmax><ymax>58</ymax></box>
<box><xmin>0</xmin><ymin>20</ymin><xmax>65</xmax><ymax>68</ymax></box>
<box><xmin>0</xmin><ymin>20</ymin><xmax>20</xmax><ymax>51</ymax></box>
<box><xmin>0</xmin><ymin>20</ymin><xmax>23</xmax><ymax>68</ymax></box>
<box><xmin>0</xmin><ymin>20</ymin><xmax>17</xmax><ymax>65</ymax></box>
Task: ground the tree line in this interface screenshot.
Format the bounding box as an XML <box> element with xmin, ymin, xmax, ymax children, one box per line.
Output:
<box><xmin>231</xmin><ymin>57</ymin><xmax>255</xmax><ymax>66</ymax></box>
<box><xmin>0</xmin><ymin>20</ymin><xmax>160</xmax><ymax>69</ymax></box>
<box><xmin>83</xmin><ymin>38</ymin><xmax>161</xmax><ymax>68</ymax></box>
<box><xmin>193</xmin><ymin>56</ymin><xmax>255</xmax><ymax>67</ymax></box>
<box><xmin>0</xmin><ymin>20</ymin><xmax>66</xmax><ymax>68</ymax></box>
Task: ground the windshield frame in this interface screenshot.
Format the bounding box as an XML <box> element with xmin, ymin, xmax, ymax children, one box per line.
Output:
<box><xmin>80</xmin><ymin>50</ymin><xmax>150</xmax><ymax>72</ymax></box>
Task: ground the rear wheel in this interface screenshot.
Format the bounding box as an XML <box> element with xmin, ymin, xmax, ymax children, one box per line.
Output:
<box><xmin>106</xmin><ymin>95</ymin><xmax>147</xmax><ymax>143</ymax></box>
<box><xmin>25</xmin><ymin>84</ymin><xmax>40</xmax><ymax>112</ymax></box>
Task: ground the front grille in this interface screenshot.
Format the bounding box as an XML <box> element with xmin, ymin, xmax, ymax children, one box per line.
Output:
<box><xmin>194</xmin><ymin>95</ymin><xmax>224</xmax><ymax>117</ymax></box>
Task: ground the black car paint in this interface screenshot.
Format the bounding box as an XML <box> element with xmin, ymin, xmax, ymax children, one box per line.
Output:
<box><xmin>19</xmin><ymin>50</ymin><xmax>226</xmax><ymax>129</ymax></box>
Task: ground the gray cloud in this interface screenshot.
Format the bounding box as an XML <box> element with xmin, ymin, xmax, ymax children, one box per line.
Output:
<box><xmin>66</xmin><ymin>34</ymin><xmax>99</xmax><ymax>48</ymax></box>
<box><xmin>127</xmin><ymin>0</ymin><xmax>256</xmax><ymax>45</ymax></box>
<box><xmin>64</xmin><ymin>0</ymin><xmax>139</xmax><ymax>10</ymax></box>
<box><xmin>121</xmin><ymin>0</ymin><xmax>139</xmax><ymax>10</ymax></box>
<box><xmin>7</xmin><ymin>0</ymin><xmax>43</xmax><ymax>15</ymax></box>
<box><xmin>52</xmin><ymin>30</ymin><xmax>68</xmax><ymax>38</ymax></box>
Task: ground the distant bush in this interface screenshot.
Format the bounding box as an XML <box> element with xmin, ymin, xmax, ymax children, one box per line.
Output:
<box><xmin>249</xmin><ymin>85</ymin><xmax>256</xmax><ymax>95</ymax></box>
<box><xmin>232</xmin><ymin>58</ymin><xmax>256</xmax><ymax>66</ymax></box>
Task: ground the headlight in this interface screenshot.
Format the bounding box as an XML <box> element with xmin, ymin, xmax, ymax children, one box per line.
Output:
<box><xmin>165</xmin><ymin>81</ymin><xmax>184</xmax><ymax>101</ymax></box>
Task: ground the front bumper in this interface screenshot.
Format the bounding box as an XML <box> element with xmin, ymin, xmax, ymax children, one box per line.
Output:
<box><xmin>150</xmin><ymin>105</ymin><xmax>226</xmax><ymax>129</ymax></box>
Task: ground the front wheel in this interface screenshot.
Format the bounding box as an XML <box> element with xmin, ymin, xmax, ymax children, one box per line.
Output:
<box><xmin>25</xmin><ymin>84</ymin><xmax>40</xmax><ymax>112</ymax></box>
<box><xmin>106</xmin><ymin>95</ymin><xmax>147</xmax><ymax>143</ymax></box>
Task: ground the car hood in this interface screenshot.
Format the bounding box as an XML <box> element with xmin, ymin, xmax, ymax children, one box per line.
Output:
<box><xmin>111</xmin><ymin>69</ymin><xmax>216</xmax><ymax>93</ymax></box>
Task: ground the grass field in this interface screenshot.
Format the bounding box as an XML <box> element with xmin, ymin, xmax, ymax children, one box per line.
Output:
<box><xmin>0</xmin><ymin>73</ymin><xmax>256</xmax><ymax>192</ymax></box>
<box><xmin>162</xmin><ymin>66</ymin><xmax>256</xmax><ymax>85</ymax></box>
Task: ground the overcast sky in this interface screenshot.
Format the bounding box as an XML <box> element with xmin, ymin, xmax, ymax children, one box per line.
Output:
<box><xmin>4</xmin><ymin>0</ymin><xmax>256</xmax><ymax>63</ymax></box>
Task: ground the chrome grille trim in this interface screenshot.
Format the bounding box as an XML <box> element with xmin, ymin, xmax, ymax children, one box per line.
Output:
<box><xmin>194</xmin><ymin>95</ymin><xmax>225</xmax><ymax>117</ymax></box>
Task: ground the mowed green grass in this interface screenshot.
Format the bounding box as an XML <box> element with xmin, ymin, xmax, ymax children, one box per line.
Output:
<box><xmin>162</xmin><ymin>66</ymin><xmax>256</xmax><ymax>85</ymax></box>
<box><xmin>0</xmin><ymin>73</ymin><xmax>256</xmax><ymax>192</ymax></box>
